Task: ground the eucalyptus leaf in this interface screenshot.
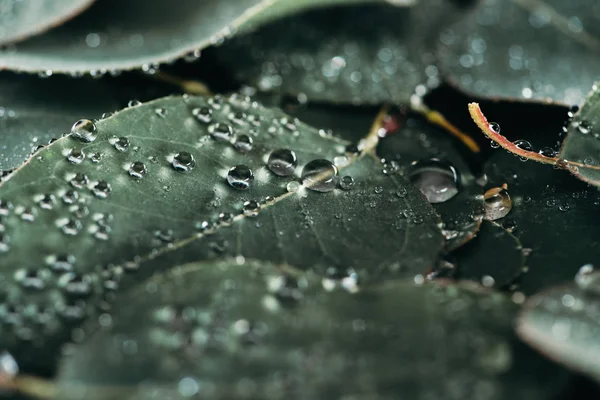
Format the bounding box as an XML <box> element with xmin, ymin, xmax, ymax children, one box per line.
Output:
<box><xmin>214</xmin><ymin>0</ymin><xmax>469</xmax><ymax>104</ymax></box>
<box><xmin>438</xmin><ymin>0</ymin><xmax>600</xmax><ymax>105</ymax></box>
<box><xmin>0</xmin><ymin>73</ymin><xmax>172</xmax><ymax>172</ymax></box>
<box><xmin>377</xmin><ymin>114</ymin><xmax>485</xmax><ymax>250</ymax></box>
<box><xmin>56</xmin><ymin>258</ymin><xmax>568</xmax><ymax>400</ymax></box>
<box><xmin>0</xmin><ymin>0</ymin><xmax>94</xmax><ymax>46</ymax></box>
<box><xmin>0</xmin><ymin>0</ymin><xmax>413</xmax><ymax>74</ymax></box>
<box><xmin>0</xmin><ymin>94</ymin><xmax>443</xmax><ymax>373</ymax></box>
<box><xmin>517</xmin><ymin>268</ymin><xmax>600</xmax><ymax>383</ymax></box>
<box><xmin>483</xmin><ymin>142</ymin><xmax>600</xmax><ymax>295</ymax></box>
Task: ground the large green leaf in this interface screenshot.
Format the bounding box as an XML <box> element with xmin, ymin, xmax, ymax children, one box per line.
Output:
<box><xmin>0</xmin><ymin>0</ymin><xmax>412</xmax><ymax>74</ymax></box>
<box><xmin>56</xmin><ymin>258</ymin><xmax>568</xmax><ymax>400</ymax></box>
<box><xmin>0</xmin><ymin>73</ymin><xmax>172</xmax><ymax>172</ymax></box>
<box><xmin>517</xmin><ymin>268</ymin><xmax>600</xmax><ymax>383</ymax></box>
<box><xmin>0</xmin><ymin>94</ymin><xmax>443</xmax><ymax>373</ymax></box>
<box><xmin>0</xmin><ymin>0</ymin><xmax>94</xmax><ymax>46</ymax></box>
<box><xmin>438</xmin><ymin>0</ymin><xmax>600</xmax><ymax>105</ymax></box>
<box><xmin>214</xmin><ymin>0</ymin><xmax>470</xmax><ymax>104</ymax></box>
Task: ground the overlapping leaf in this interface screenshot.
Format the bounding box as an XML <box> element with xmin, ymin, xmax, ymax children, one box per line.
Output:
<box><xmin>0</xmin><ymin>94</ymin><xmax>443</xmax><ymax>373</ymax></box>
<box><xmin>0</xmin><ymin>0</ymin><xmax>412</xmax><ymax>74</ymax></box>
<box><xmin>56</xmin><ymin>259</ymin><xmax>568</xmax><ymax>400</ymax></box>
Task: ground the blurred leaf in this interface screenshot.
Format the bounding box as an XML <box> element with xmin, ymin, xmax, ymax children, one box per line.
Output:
<box><xmin>0</xmin><ymin>0</ymin><xmax>413</xmax><ymax>74</ymax></box>
<box><xmin>517</xmin><ymin>268</ymin><xmax>600</xmax><ymax>383</ymax></box>
<box><xmin>57</xmin><ymin>258</ymin><xmax>568</xmax><ymax>400</ymax></box>
<box><xmin>438</xmin><ymin>0</ymin><xmax>600</xmax><ymax>105</ymax></box>
<box><xmin>0</xmin><ymin>94</ymin><xmax>443</xmax><ymax>373</ymax></box>
<box><xmin>214</xmin><ymin>0</ymin><xmax>470</xmax><ymax>104</ymax></box>
<box><xmin>0</xmin><ymin>0</ymin><xmax>94</xmax><ymax>46</ymax></box>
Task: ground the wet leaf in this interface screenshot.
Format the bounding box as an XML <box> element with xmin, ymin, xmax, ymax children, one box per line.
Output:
<box><xmin>0</xmin><ymin>0</ymin><xmax>413</xmax><ymax>75</ymax></box>
<box><xmin>452</xmin><ymin>220</ymin><xmax>525</xmax><ymax>288</ymax></box>
<box><xmin>56</xmin><ymin>258</ymin><xmax>568</xmax><ymax>400</ymax></box>
<box><xmin>0</xmin><ymin>94</ymin><xmax>443</xmax><ymax>373</ymax></box>
<box><xmin>438</xmin><ymin>0</ymin><xmax>600</xmax><ymax>105</ymax></box>
<box><xmin>215</xmin><ymin>0</ymin><xmax>469</xmax><ymax>105</ymax></box>
<box><xmin>0</xmin><ymin>73</ymin><xmax>172</xmax><ymax>172</ymax></box>
<box><xmin>482</xmin><ymin>139</ymin><xmax>600</xmax><ymax>295</ymax></box>
<box><xmin>517</xmin><ymin>268</ymin><xmax>600</xmax><ymax>383</ymax></box>
<box><xmin>377</xmin><ymin>113</ymin><xmax>485</xmax><ymax>250</ymax></box>
<box><xmin>0</xmin><ymin>0</ymin><xmax>94</xmax><ymax>46</ymax></box>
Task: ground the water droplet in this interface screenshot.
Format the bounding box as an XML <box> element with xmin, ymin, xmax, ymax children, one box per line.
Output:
<box><xmin>374</xmin><ymin>186</ymin><xmax>383</xmax><ymax>194</ymax></box>
<box><xmin>267</xmin><ymin>149</ymin><xmax>298</xmax><ymax>176</ymax></box>
<box><xmin>575</xmin><ymin>264</ymin><xmax>596</xmax><ymax>288</ymax></box>
<box><xmin>0</xmin><ymin>233</ymin><xmax>10</xmax><ymax>252</ymax></box>
<box><xmin>38</xmin><ymin>194</ymin><xmax>56</xmax><ymax>210</ymax></box>
<box><xmin>71</xmin><ymin>119</ymin><xmax>97</xmax><ymax>142</ymax></box>
<box><xmin>301</xmin><ymin>159</ymin><xmax>339</xmax><ymax>193</ymax></box>
<box><xmin>209</xmin><ymin>123</ymin><xmax>233</xmax><ymax>142</ymax></box>
<box><xmin>513</xmin><ymin>139</ymin><xmax>532</xmax><ymax>151</ymax></box>
<box><xmin>67</xmin><ymin>148</ymin><xmax>85</xmax><ymax>164</ymax></box>
<box><xmin>58</xmin><ymin>273</ymin><xmax>93</xmax><ymax>296</ymax></box>
<box><xmin>578</xmin><ymin>120</ymin><xmax>591</xmax><ymax>134</ymax></box>
<box><xmin>227</xmin><ymin>165</ymin><xmax>254</xmax><ymax>190</ymax></box>
<box><xmin>128</xmin><ymin>161</ymin><xmax>147</xmax><ymax>179</ymax></box>
<box><xmin>218</xmin><ymin>212</ymin><xmax>233</xmax><ymax>225</ymax></box>
<box><xmin>0</xmin><ymin>352</ymin><xmax>18</xmax><ymax>379</ymax></box>
<box><xmin>233</xmin><ymin>135</ymin><xmax>253</xmax><ymax>153</ymax></box>
<box><xmin>396</xmin><ymin>188</ymin><xmax>408</xmax><ymax>198</ymax></box>
<box><xmin>155</xmin><ymin>108</ymin><xmax>167</xmax><ymax>118</ymax></box>
<box><xmin>539</xmin><ymin>147</ymin><xmax>557</xmax><ymax>158</ymax></box>
<box><xmin>62</xmin><ymin>190</ymin><xmax>79</xmax><ymax>204</ymax></box>
<box><xmin>321</xmin><ymin>266</ymin><xmax>359</xmax><ymax>293</ymax></box>
<box><xmin>90</xmin><ymin>152</ymin><xmax>103</xmax><ymax>163</ymax></box>
<box><xmin>489</xmin><ymin>122</ymin><xmax>500</xmax><ymax>134</ymax></box>
<box><xmin>286</xmin><ymin>181</ymin><xmax>300</xmax><ymax>192</ymax></box>
<box><xmin>113</xmin><ymin>137</ymin><xmax>130</xmax><ymax>152</ymax></box>
<box><xmin>339</xmin><ymin>175</ymin><xmax>354</xmax><ymax>190</ymax></box>
<box><xmin>484</xmin><ymin>186</ymin><xmax>512</xmax><ymax>220</ymax></box>
<box><xmin>192</xmin><ymin>107</ymin><xmax>212</xmax><ymax>124</ymax></box>
<box><xmin>0</xmin><ymin>200</ymin><xmax>12</xmax><ymax>216</ymax></box>
<box><xmin>128</xmin><ymin>100</ymin><xmax>142</xmax><ymax>107</ymax></box>
<box><xmin>407</xmin><ymin>159</ymin><xmax>459</xmax><ymax>204</ymax></box>
<box><xmin>243</xmin><ymin>200</ymin><xmax>261</xmax><ymax>217</ymax></box>
<box><xmin>14</xmin><ymin>269</ymin><xmax>46</xmax><ymax>290</ymax></box>
<box><xmin>172</xmin><ymin>152</ymin><xmax>196</xmax><ymax>173</ymax></box>
<box><xmin>92</xmin><ymin>181</ymin><xmax>112</xmax><ymax>199</ymax></box>
<box><xmin>46</xmin><ymin>254</ymin><xmax>75</xmax><ymax>273</ymax></box>
<box><xmin>61</xmin><ymin>218</ymin><xmax>83</xmax><ymax>235</ymax></box>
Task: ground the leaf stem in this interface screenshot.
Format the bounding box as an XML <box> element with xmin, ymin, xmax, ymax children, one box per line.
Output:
<box><xmin>152</xmin><ymin>71</ymin><xmax>212</xmax><ymax>96</ymax></box>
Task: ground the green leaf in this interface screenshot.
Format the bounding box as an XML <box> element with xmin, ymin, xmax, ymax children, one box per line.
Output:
<box><xmin>56</xmin><ymin>258</ymin><xmax>568</xmax><ymax>400</ymax></box>
<box><xmin>0</xmin><ymin>73</ymin><xmax>172</xmax><ymax>172</ymax></box>
<box><xmin>214</xmin><ymin>0</ymin><xmax>469</xmax><ymax>104</ymax></box>
<box><xmin>0</xmin><ymin>94</ymin><xmax>443</xmax><ymax>373</ymax></box>
<box><xmin>452</xmin><ymin>220</ymin><xmax>525</xmax><ymax>288</ymax></box>
<box><xmin>517</xmin><ymin>267</ymin><xmax>600</xmax><ymax>383</ymax></box>
<box><xmin>0</xmin><ymin>0</ymin><xmax>413</xmax><ymax>74</ymax></box>
<box><xmin>558</xmin><ymin>83</ymin><xmax>600</xmax><ymax>185</ymax></box>
<box><xmin>438</xmin><ymin>0</ymin><xmax>600</xmax><ymax>105</ymax></box>
<box><xmin>482</xmin><ymin>139</ymin><xmax>600</xmax><ymax>295</ymax></box>
<box><xmin>377</xmin><ymin>113</ymin><xmax>485</xmax><ymax>250</ymax></box>
<box><xmin>0</xmin><ymin>0</ymin><xmax>94</xmax><ymax>45</ymax></box>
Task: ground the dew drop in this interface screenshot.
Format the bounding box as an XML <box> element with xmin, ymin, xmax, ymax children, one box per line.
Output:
<box><xmin>46</xmin><ymin>254</ymin><xmax>75</xmax><ymax>273</ymax></box>
<box><xmin>192</xmin><ymin>107</ymin><xmax>212</xmax><ymax>124</ymax></box>
<box><xmin>286</xmin><ymin>181</ymin><xmax>300</xmax><ymax>193</ymax></box>
<box><xmin>575</xmin><ymin>264</ymin><xmax>596</xmax><ymax>288</ymax></box>
<box><xmin>155</xmin><ymin>108</ymin><xmax>167</xmax><ymax>118</ymax></box>
<box><xmin>407</xmin><ymin>159</ymin><xmax>459</xmax><ymax>204</ymax></box>
<box><xmin>209</xmin><ymin>123</ymin><xmax>233</xmax><ymax>142</ymax></box>
<box><xmin>489</xmin><ymin>122</ymin><xmax>500</xmax><ymax>134</ymax></box>
<box><xmin>539</xmin><ymin>147</ymin><xmax>557</xmax><ymax>158</ymax></box>
<box><xmin>301</xmin><ymin>159</ymin><xmax>339</xmax><ymax>193</ymax></box>
<box><xmin>578</xmin><ymin>120</ymin><xmax>591</xmax><ymax>134</ymax></box>
<box><xmin>218</xmin><ymin>212</ymin><xmax>233</xmax><ymax>225</ymax></box>
<box><xmin>267</xmin><ymin>149</ymin><xmax>298</xmax><ymax>176</ymax></box>
<box><xmin>14</xmin><ymin>269</ymin><xmax>46</xmax><ymax>290</ymax></box>
<box><xmin>227</xmin><ymin>165</ymin><xmax>254</xmax><ymax>190</ymax></box>
<box><xmin>484</xmin><ymin>186</ymin><xmax>512</xmax><ymax>220</ymax></box>
<box><xmin>0</xmin><ymin>352</ymin><xmax>18</xmax><ymax>380</ymax></box>
<box><xmin>113</xmin><ymin>137</ymin><xmax>130</xmax><ymax>152</ymax></box>
<box><xmin>62</xmin><ymin>190</ymin><xmax>79</xmax><ymax>204</ymax></box>
<box><xmin>513</xmin><ymin>139</ymin><xmax>533</xmax><ymax>151</ymax></box>
<box><xmin>71</xmin><ymin>119</ymin><xmax>98</xmax><ymax>143</ymax></box>
<box><xmin>92</xmin><ymin>181</ymin><xmax>112</xmax><ymax>199</ymax></box>
<box><xmin>339</xmin><ymin>175</ymin><xmax>354</xmax><ymax>190</ymax></box>
<box><xmin>67</xmin><ymin>148</ymin><xmax>85</xmax><ymax>164</ymax></box>
<box><xmin>61</xmin><ymin>219</ymin><xmax>83</xmax><ymax>235</ymax></box>
<box><xmin>233</xmin><ymin>135</ymin><xmax>253</xmax><ymax>153</ymax></box>
<box><xmin>172</xmin><ymin>152</ymin><xmax>196</xmax><ymax>173</ymax></box>
<box><xmin>0</xmin><ymin>200</ymin><xmax>12</xmax><ymax>216</ymax></box>
<box><xmin>128</xmin><ymin>100</ymin><xmax>142</xmax><ymax>107</ymax></box>
<box><xmin>0</xmin><ymin>233</ymin><xmax>10</xmax><ymax>252</ymax></box>
<box><xmin>242</xmin><ymin>200</ymin><xmax>261</xmax><ymax>217</ymax></box>
<box><xmin>128</xmin><ymin>161</ymin><xmax>147</xmax><ymax>179</ymax></box>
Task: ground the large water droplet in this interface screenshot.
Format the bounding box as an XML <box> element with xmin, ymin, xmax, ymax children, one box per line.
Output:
<box><xmin>172</xmin><ymin>152</ymin><xmax>195</xmax><ymax>173</ymax></box>
<box><xmin>71</xmin><ymin>119</ymin><xmax>98</xmax><ymax>142</ymax></box>
<box><xmin>267</xmin><ymin>149</ymin><xmax>297</xmax><ymax>176</ymax></box>
<box><xmin>128</xmin><ymin>161</ymin><xmax>147</xmax><ymax>179</ymax></box>
<box><xmin>489</xmin><ymin>122</ymin><xmax>500</xmax><ymax>134</ymax></box>
<box><xmin>484</xmin><ymin>186</ymin><xmax>512</xmax><ymax>220</ymax></box>
<box><xmin>301</xmin><ymin>159</ymin><xmax>339</xmax><ymax>193</ymax></box>
<box><xmin>227</xmin><ymin>165</ymin><xmax>254</xmax><ymax>190</ymax></box>
<box><xmin>67</xmin><ymin>148</ymin><xmax>85</xmax><ymax>164</ymax></box>
<box><xmin>92</xmin><ymin>181</ymin><xmax>112</xmax><ymax>199</ymax></box>
<box><xmin>407</xmin><ymin>159</ymin><xmax>459</xmax><ymax>204</ymax></box>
